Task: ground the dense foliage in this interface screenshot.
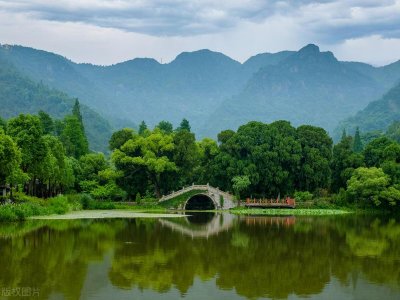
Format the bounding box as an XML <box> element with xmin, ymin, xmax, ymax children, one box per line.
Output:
<box><xmin>109</xmin><ymin>119</ymin><xmax>400</xmax><ymax>211</ymax></box>
<box><xmin>0</xmin><ymin>106</ymin><xmax>122</xmax><ymax>201</ymax></box>
<box><xmin>1</xmin><ymin>112</ymin><xmax>400</xmax><ymax>212</ymax></box>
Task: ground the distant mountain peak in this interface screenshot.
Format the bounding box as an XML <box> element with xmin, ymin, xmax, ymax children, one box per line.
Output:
<box><xmin>285</xmin><ymin>44</ymin><xmax>337</xmax><ymax>65</ymax></box>
<box><xmin>121</xmin><ymin>57</ymin><xmax>160</xmax><ymax>66</ymax></box>
<box><xmin>299</xmin><ymin>44</ymin><xmax>320</xmax><ymax>54</ymax></box>
<box><xmin>172</xmin><ymin>49</ymin><xmax>239</xmax><ymax>65</ymax></box>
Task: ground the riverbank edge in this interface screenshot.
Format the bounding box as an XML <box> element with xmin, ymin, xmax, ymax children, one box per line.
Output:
<box><xmin>1</xmin><ymin>195</ymin><xmax>394</xmax><ymax>221</ymax></box>
<box><xmin>29</xmin><ymin>210</ymin><xmax>187</xmax><ymax>220</ymax></box>
<box><xmin>229</xmin><ymin>208</ymin><xmax>351</xmax><ymax>216</ymax></box>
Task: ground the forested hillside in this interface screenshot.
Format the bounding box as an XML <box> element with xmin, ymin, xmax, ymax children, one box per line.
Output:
<box><xmin>337</xmin><ymin>81</ymin><xmax>400</xmax><ymax>137</ymax></box>
<box><xmin>0</xmin><ymin>58</ymin><xmax>112</xmax><ymax>152</ymax></box>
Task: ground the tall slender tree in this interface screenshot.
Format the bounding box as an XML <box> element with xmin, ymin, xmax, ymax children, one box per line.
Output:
<box><xmin>177</xmin><ymin>118</ymin><xmax>191</xmax><ymax>132</ymax></box>
<box><xmin>353</xmin><ymin>127</ymin><xmax>363</xmax><ymax>153</ymax></box>
<box><xmin>61</xmin><ymin>116</ymin><xmax>89</xmax><ymax>159</ymax></box>
<box><xmin>138</xmin><ymin>121</ymin><xmax>148</xmax><ymax>136</ymax></box>
<box><xmin>60</xmin><ymin>100</ymin><xmax>89</xmax><ymax>158</ymax></box>
<box><xmin>72</xmin><ymin>99</ymin><xmax>84</xmax><ymax>129</ymax></box>
<box><xmin>0</xmin><ymin>130</ymin><xmax>21</xmax><ymax>186</ymax></box>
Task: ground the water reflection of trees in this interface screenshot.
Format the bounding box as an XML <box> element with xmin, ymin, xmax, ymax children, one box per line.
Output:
<box><xmin>0</xmin><ymin>216</ymin><xmax>399</xmax><ymax>299</ymax></box>
<box><xmin>0</xmin><ymin>220</ymin><xmax>124</xmax><ymax>300</ymax></box>
<box><xmin>109</xmin><ymin>216</ymin><xmax>400</xmax><ymax>299</ymax></box>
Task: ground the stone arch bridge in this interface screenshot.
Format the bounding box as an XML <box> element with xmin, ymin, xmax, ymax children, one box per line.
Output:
<box><xmin>158</xmin><ymin>184</ymin><xmax>235</xmax><ymax>210</ymax></box>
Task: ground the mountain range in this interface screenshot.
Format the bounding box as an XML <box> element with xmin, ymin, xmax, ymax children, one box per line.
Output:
<box><xmin>0</xmin><ymin>43</ymin><xmax>400</xmax><ymax>148</ymax></box>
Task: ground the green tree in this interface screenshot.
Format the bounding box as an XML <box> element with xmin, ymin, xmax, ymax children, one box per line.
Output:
<box><xmin>138</xmin><ymin>121</ymin><xmax>148</xmax><ymax>136</ymax></box>
<box><xmin>72</xmin><ymin>99</ymin><xmax>84</xmax><ymax>129</ymax></box>
<box><xmin>346</xmin><ymin>167</ymin><xmax>400</xmax><ymax>207</ymax></box>
<box><xmin>7</xmin><ymin>114</ymin><xmax>47</xmax><ymax>195</ymax></box>
<box><xmin>0</xmin><ymin>131</ymin><xmax>21</xmax><ymax>186</ymax></box>
<box><xmin>156</xmin><ymin>121</ymin><xmax>173</xmax><ymax>134</ymax></box>
<box><xmin>7</xmin><ymin>114</ymin><xmax>43</xmax><ymax>171</ymax></box>
<box><xmin>38</xmin><ymin>135</ymin><xmax>68</xmax><ymax>197</ymax></box>
<box><xmin>195</xmin><ymin>138</ymin><xmax>219</xmax><ymax>184</ymax></box>
<box><xmin>353</xmin><ymin>127</ymin><xmax>363</xmax><ymax>153</ymax></box>
<box><xmin>62</xmin><ymin>157</ymin><xmax>76</xmax><ymax>192</ymax></box>
<box><xmin>54</xmin><ymin>119</ymin><xmax>64</xmax><ymax>136</ymax></box>
<box><xmin>172</xmin><ymin>130</ymin><xmax>199</xmax><ymax>187</ymax></box>
<box><xmin>177</xmin><ymin>118</ymin><xmax>191</xmax><ymax>132</ymax></box>
<box><xmin>364</xmin><ymin>137</ymin><xmax>395</xmax><ymax>167</ymax></box>
<box><xmin>380</xmin><ymin>143</ymin><xmax>400</xmax><ymax>184</ymax></box>
<box><xmin>78</xmin><ymin>153</ymin><xmax>108</xmax><ymax>182</ymax></box>
<box><xmin>0</xmin><ymin>117</ymin><xmax>6</xmax><ymax>131</ymax></box>
<box><xmin>109</xmin><ymin>128</ymin><xmax>135</xmax><ymax>151</ymax></box>
<box><xmin>78</xmin><ymin>153</ymin><xmax>125</xmax><ymax>200</ymax></box>
<box><xmin>296</xmin><ymin>125</ymin><xmax>332</xmax><ymax>191</ymax></box>
<box><xmin>232</xmin><ymin>175</ymin><xmax>251</xmax><ymax>201</ymax></box>
<box><xmin>38</xmin><ymin>110</ymin><xmax>54</xmax><ymax>135</ymax></box>
<box><xmin>331</xmin><ymin>136</ymin><xmax>364</xmax><ymax>192</ymax></box>
<box><xmin>212</xmin><ymin>121</ymin><xmax>301</xmax><ymax>197</ymax></box>
<box><xmin>60</xmin><ymin>115</ymin><xmax>89</xmax><ymax>158</ymax></box>
<box><xmin>112</xmin><ymin>128</ymin><xmax>177</xmax><ymax>198</ymax></box>
<box><xmin>217</xmin><ymin>130</ymin><xmax>235</xmax><ymax>144</ymax></box>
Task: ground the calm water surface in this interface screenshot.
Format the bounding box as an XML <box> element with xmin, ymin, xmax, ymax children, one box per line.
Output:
<box><xmin>0</xmin><ymin>213</ymin><xmax>399</xmax><ymax>299</ymax></box>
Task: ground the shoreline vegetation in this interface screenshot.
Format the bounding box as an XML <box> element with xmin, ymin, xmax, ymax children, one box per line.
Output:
<box><xmin>0</xmin><ymin>191</ymin><xmax>392</xmax><ymax>222</ymax></box>
<box><xmin>1</xmin><ymin>108</ymin><xmax>400</xmax><ymax>222</ymax></box>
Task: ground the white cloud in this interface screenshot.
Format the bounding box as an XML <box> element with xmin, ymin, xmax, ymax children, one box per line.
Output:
<box><xmin>329</xmin><ymin>35</ymin><xmax>400</xmax><ymax>66</ymax></box>
<box><xmin>0</xmin><ymin>0</ymin><xmax>399</xmax><ymax>66</ymax></box>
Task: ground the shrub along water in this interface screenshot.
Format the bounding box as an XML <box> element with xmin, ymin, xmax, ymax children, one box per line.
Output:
<box><xmin>0</xmin><ymin>194</ymin><xmax>81</xmax><ymax>222</ymax></box>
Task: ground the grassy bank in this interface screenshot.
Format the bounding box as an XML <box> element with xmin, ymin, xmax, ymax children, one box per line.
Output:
<box><xmin>0</xmin><ymin>193</ymin><xmax>170</xmax><ymax>221</ymax></box>
<box><xmin>0</xmin><ymin>194</ymin><xmax>81</xmax><ymax>222</ymax></box>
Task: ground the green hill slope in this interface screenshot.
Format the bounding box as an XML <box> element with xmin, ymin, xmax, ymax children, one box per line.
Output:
<box><xmin>336</xmin><ymin>81</ymin><xmax>400</xmax><ymax>138</ymax></box>
<box><xmin>0</xmin><ymin>58</ymin><xmax>112</xmax><ymax>152</ymax></box>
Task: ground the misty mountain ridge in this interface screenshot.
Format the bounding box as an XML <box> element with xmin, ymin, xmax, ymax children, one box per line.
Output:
<box><xmin>337</xmin><ymin>81</ymin><xmax>400</xmax><ymax>138</ymax></box>
<box><xmin>0</xmin><ymin>43</ymin><xmax>399</xmax><ymax>141</ymax></box>
<box><xmin>203</xmin><ymin>44</ymin><xmax>399</xmax><ymax>136</ymax></box>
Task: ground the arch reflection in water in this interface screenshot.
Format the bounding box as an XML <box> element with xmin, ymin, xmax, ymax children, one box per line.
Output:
<box><xmin>159</xmin><ymin>212</ymin><xmax>235</xmax><ymax>238</ymax></box>
<box><xmin>186</xmin><ymin>212</ymin><xmax>215</xmax><ymax>224</ymax></box>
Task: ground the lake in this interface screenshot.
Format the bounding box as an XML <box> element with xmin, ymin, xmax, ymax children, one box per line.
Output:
<box><xmin>0</xmin><ymin>212</ymin><xmax>399</xmax><ymax>299</ymax></box>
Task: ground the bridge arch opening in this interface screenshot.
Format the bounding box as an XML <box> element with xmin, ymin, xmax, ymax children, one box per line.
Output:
<box><xmin>185</xmin><ymin>194</ymin><xmax>216</xmax><ymax>210</ymax></box>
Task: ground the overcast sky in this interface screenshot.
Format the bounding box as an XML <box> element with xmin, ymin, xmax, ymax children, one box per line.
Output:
<box><xmin>0</xmin><ymin>0</ymin><xmax>399</xmax><ymax>66</ymax></box>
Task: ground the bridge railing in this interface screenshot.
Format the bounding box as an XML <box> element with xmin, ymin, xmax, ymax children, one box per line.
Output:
<box><xmin>158</xmin><ymin>184</ymin><xmax>232</xmax><ymax>202</ymax></box>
